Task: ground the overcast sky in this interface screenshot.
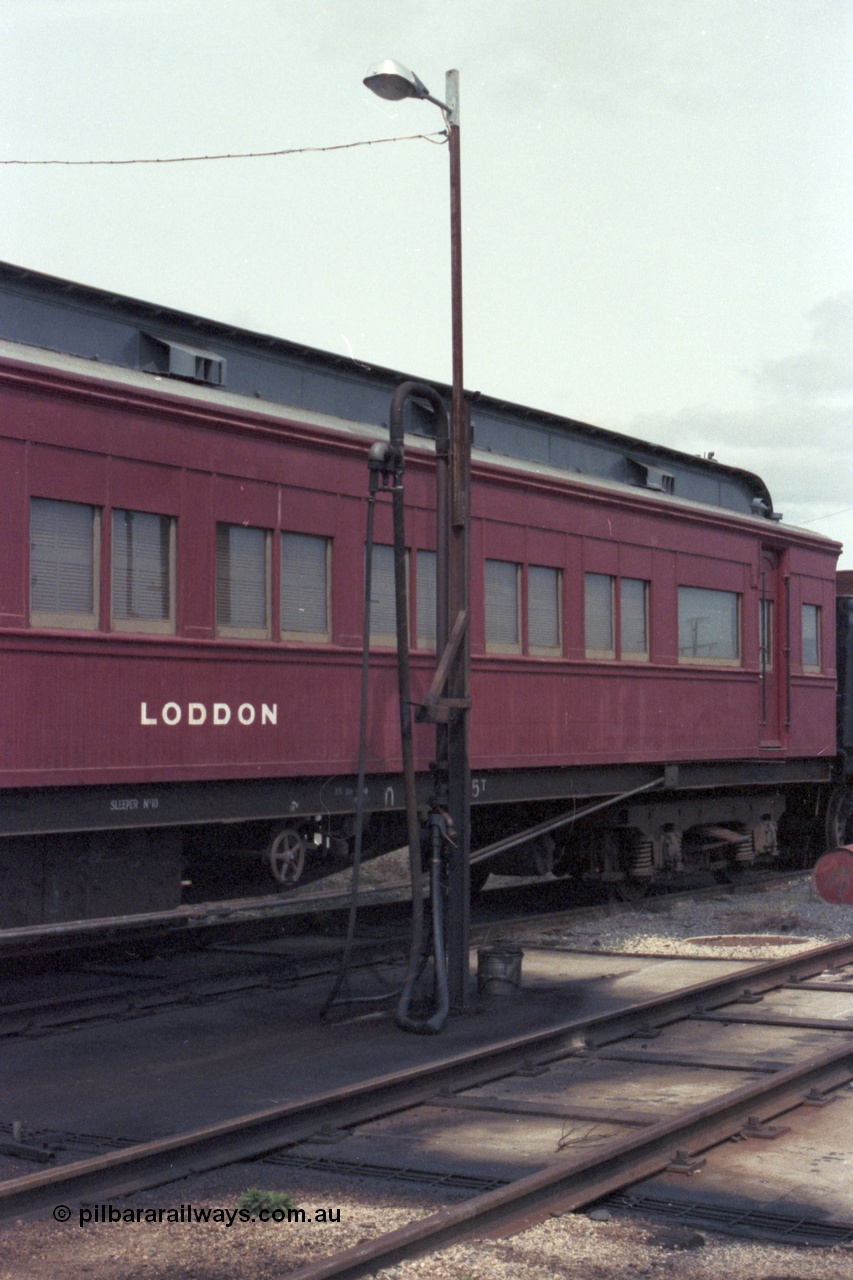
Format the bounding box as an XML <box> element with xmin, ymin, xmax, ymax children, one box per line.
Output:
<box><xmin>2</xmin><ymin>1</ymin><xmax>851</xmax><ymax>563</ymax></box>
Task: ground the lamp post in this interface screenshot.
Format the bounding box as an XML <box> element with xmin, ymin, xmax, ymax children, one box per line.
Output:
<box><xmin>364</xmin><ymin>61</ymin><xmax>471</xmax><ymax>1010</ymax></box>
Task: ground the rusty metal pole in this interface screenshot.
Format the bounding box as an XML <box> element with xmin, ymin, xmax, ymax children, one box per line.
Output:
<box><xmin>443</xmin><ymin>70</ymin><xmax>471</xmax><ymax>1010</ymax></box>
<box><xmin>363</xmin><ymin>61</ymin><xmax>471</xmax><ymax>1012</ymax></box>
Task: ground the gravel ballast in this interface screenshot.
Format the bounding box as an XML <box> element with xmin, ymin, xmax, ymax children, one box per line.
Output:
<box><xmin>3</xmin><ymin>872</ymin><xmax>851</xmax><ymax>1279</ymax></box>
<box><xmin>520</xmin><ymin>872</ymin><xmax>852</xmax><ymax>962</ymax></box>
<box><xmin>3</xmin><ymin>1164</ymin><xmax>852</xmax><ymax>1280</ymax></box>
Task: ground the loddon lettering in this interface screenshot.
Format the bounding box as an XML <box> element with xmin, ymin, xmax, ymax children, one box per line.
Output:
<box><xmin>140</xmin><ymin>702</ymin><xmax>278</xmax><ymax>727</ymax></box>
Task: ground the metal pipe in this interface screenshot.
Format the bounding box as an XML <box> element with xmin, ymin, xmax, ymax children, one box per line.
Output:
<box><xmin>388</xmin><ymin>381</ymin><xmax>450</xmax><ymax>660</ymax></box>
<box><xmin>389</xmin><ymin>454</ymin><xmax>425</xmax><ymax>1031</ymax></box>
<box><xmin>785</xmin><ymin>573</ymin><xmax>792</xmax><ymax>727</ymax></box>
<box><xmin>428</xmin><ymin>816</ymin><xmax>450</xmax><ymax>1029</ymax></box>
<box><xmin>444</xmin><ymin>72</ymin><xmax>472</xmax><ymax>1011</ymax></box>
<box><xmin>365</xmin><ymin>68</ymin><xmax>471</xmax><ymax>1014</ymax></box>
<box><xmin>389</xmin><ymin>378</ymin><xmax>451</xmax><ymax>800</ymax></box>
<box><xmin>388</xmin><ymin>381</ymin><xmax>451</xmax><ymax>1032</ymax></box>
<box><xmin>760</xmin><ymin>568</ymin><xmax>767</xmax><ymax>727</ymax></box>
<box><xmin>469</xmin><ymin>776</ymin><xmax>668</xmax><ymax>867</ymax></box>
<box><xmin>396</xmin><ymin>810</ymin><xmax>450</xmax><ymax>1034</ymax></box>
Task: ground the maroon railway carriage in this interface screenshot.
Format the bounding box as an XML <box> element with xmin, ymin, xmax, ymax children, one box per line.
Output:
<box><xmin>0</xmin><ymin>294</ymin><xmax>841</xmax><ymax>927</ymax></box>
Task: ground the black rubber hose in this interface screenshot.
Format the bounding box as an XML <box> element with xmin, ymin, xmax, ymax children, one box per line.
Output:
<box><xmin>320</xmin><ymin>453</ymin><xmax>388</xmax><ymax>1018</ymax></box>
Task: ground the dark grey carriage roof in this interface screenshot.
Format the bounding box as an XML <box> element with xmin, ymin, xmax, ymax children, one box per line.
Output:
<box><xmin>0</xmin><ymin>259</ymin><xmax>774</xmax><ymax>518</ymax></box>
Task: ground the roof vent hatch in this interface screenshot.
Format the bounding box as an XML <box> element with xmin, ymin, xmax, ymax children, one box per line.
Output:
<box><xmin>628</xmin><ymin>456</ymin><xmax>675</xmax><ymax>494</ymax></box>
<box><xmin>140</xmin><ymin>333</ymin><xmax>226</xmax><ymax>386</ymax></box>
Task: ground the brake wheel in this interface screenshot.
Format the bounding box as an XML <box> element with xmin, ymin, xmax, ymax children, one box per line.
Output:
<box><xmin>268</xmin><ymin>827</ymin><xmax>306</xmax><ymax>886</ymax></box>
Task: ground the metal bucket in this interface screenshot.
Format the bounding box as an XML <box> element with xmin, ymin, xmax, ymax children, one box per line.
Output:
<box><xmin>477</xmin><ymin>945</ymin><xmax>523</xmax><ymax>996</ymax></box>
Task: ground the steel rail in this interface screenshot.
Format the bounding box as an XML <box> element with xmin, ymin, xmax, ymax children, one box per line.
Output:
<box><xmin>283</xmin><ymin>1038</ymin><xmax>853</xmax><ymax>1280</ymax></box>
<box><xmin>0</xmin><ymin>868</ymin><xmax>795</xmax><ymax>1040</ymax></box>
<box><xmin>0</xmin><ymin>881</ymin><xmax>413</xmax><ymax>959</ymax></box>
<box><xmin>0</xmin><ymin>861</ymin><xmax>803</xmax><ymax>963</ymax></box>
<box><xmin>1</xmin><ymin>936</ymin><xmax>851</xmax><ymax>1221</ymax></box>
<box><xmin>0</xmin><ymin>938</ymin><xmax>405</xmax><ymax>1041</ymax></box>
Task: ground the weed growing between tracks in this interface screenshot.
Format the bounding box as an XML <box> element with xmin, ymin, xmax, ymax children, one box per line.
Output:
<box><xmin>237</xmin><ymin>1188</ymin><xmax>296</xmax><ymax>1218</ymax></box>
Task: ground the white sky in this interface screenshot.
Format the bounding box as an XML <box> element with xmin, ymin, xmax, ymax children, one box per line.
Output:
<box><xmin>2</xmin><ymin>0</ymin><xmax>851</xmax><ymax>563</ymax></box>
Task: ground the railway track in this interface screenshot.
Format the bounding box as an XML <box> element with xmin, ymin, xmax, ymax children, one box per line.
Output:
<box><xmin>2</xmin><ymin>936</ymin><xmax>852</xmax><ymax>1276</ymax></box>
<box><xmin>0</xmin><ymin>944</ymin><xmax>392</xmax><ymax>1042</ymax></box>
<box><xmin>0</xmin><ymin>869</ymin><xmax>800</xmax><ymax>1041</ymax></box>
<box><xmin>0</xmin><ymin>854</ymin><xmax>803</xmax><ymax>963</ymax></box>
<box><xmin>0</xmin><ymin>879</ymin><xmax>412</xmax><ymax>962</ymax></box>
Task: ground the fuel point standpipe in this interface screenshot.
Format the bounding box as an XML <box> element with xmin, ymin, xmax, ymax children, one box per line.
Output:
<box><xmin>387</xmin><ymin>384</ymin><xmax>451</xmax><ymax>1034</ymax></box>
<box><xmin>321</xmin><ymin>383</ymin><xmax>453</xmax><ymax>1033</ymax></box>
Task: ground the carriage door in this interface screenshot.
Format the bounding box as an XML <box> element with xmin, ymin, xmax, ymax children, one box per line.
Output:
<box><xmin>759</xmin><ymin>548</ymin><xmax>782</xmax><ymax>745</ymax></box>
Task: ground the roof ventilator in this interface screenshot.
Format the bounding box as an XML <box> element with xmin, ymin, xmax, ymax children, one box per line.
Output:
<box><xmin>751</xmin><ymin>496</ymin><xmax>783</xmax><ymax>521</ymax></box>
<box><xmin>627</xmin><ymin>456</ymin><xmax>675</xmax><ymax>494</ymax></box>
<box><xmin>140</xmin><ymin>333</ymin><xmax>226</xmax><ymax>387</ymax></box>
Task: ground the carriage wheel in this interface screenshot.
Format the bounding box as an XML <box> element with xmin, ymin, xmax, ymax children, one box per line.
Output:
<box><xmin>825</xmin><ymin>786</ymin><xmax>852</xmax><ymax>852</ymax></box>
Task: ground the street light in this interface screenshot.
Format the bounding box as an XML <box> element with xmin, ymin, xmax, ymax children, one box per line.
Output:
<box><xmin>363</xmin><ymin>59</ymin><xmax>445</xmax><ymax>110</ymax></box>
<box><xmin>364</xmin><ymin>61</ymin><xmax>471</xmax><ymax>1011</ymax></box>
<box><xmin>363</xmin><ymin>59</ymin><xmax>427</xmax><ymax>99</ymax></box>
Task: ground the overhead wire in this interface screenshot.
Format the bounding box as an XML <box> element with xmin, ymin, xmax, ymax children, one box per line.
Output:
<box><xmin>0</xmin><ymin>132</ymin><xmax>447</xmax><ymax>166</ymax></box>
<box><xmin>798</xmin><ymin>505</ymin><xmax>853</xmax><ymax>524</ymax></box>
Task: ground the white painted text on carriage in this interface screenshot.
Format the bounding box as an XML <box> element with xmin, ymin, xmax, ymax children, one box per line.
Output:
<box><xmin>140</xmin><ymin>702</ymin><xmax>278</xmax><ymax>727</ymax></box>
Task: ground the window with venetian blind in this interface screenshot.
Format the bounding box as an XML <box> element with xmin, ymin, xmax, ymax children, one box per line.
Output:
<box><xmin>281</xmin><ymin>532</ymin><xmax>330</xmax><ymax>641</ymax></box>
<box><xmin>30</xmin><ymin>497</ymin><xmax>100</xmax><ymax>629</ymax></box>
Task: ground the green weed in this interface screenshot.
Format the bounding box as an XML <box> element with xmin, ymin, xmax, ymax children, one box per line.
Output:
<box><xmin>237</xmin><ymin>1187</ymin><xmax>297</xmax><ymax>1215</ymax></box>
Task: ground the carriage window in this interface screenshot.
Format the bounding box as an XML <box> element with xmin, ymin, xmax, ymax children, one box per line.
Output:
<box><xmin>416</xmin><ymin>550</ymin><xmax>437</xmax><ymax>649</ymax></box>
<box><xmin>528</xmin><ymin>565</ymin><xmax>562</xmax><ymax>654</ymax></box>
<box><xmin>485</xmin><ymin>559</ymin><xmax>521</xmax><ymax>653</ymax></box>
<box><xmin>367</xmin><ymin>543</ymin><xmax>402</xmax><ymax>646</ymax></box>
<box><xmin>802</xmin><ymin>604</ymin><xmax>821</xmax><ymax>672</ymax></box>
<box><xmin>678</xmin><ymin>586</ymin><xmax>740</xmax><ymax>664</ymax></box>
<box><xmin>30</xmin><ymin>498</ymin><xmax>100</xmax><ymax>629</ymax></box>
<box><xmin>216</xmin><ymin>524</ymin><xmax>270</xmax><ymax>638</ymax></box>
<box><xmin>111</xmin><ymin>509</ymin><xmax>175</xmax><ymax>633</ymax></box>
<box><xmin>281</xmin><ymin>533</ymin><xmax>330</xmax><ymax>641</ymax></box>
<box><xmin>621</xmin><ymin>577</ymin><xmax>649</xmax><ymax>661</ymax></box>
<box><xmin>585</xmin><ymin>573</ymin><xmax>615</xmax><ymax>658</ymax></box>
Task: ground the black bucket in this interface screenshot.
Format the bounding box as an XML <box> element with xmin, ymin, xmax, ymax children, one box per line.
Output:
<box><xmin>477</xmin><ymin>945</ymin><xmax>523</xmax><ymax>995</ymax></box>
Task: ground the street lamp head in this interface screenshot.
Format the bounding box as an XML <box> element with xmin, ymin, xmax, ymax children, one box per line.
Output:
<box><xmin>363</xmin><ymin>60</ymin><xmax>431</xmax><ymax>102</ymax></box>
